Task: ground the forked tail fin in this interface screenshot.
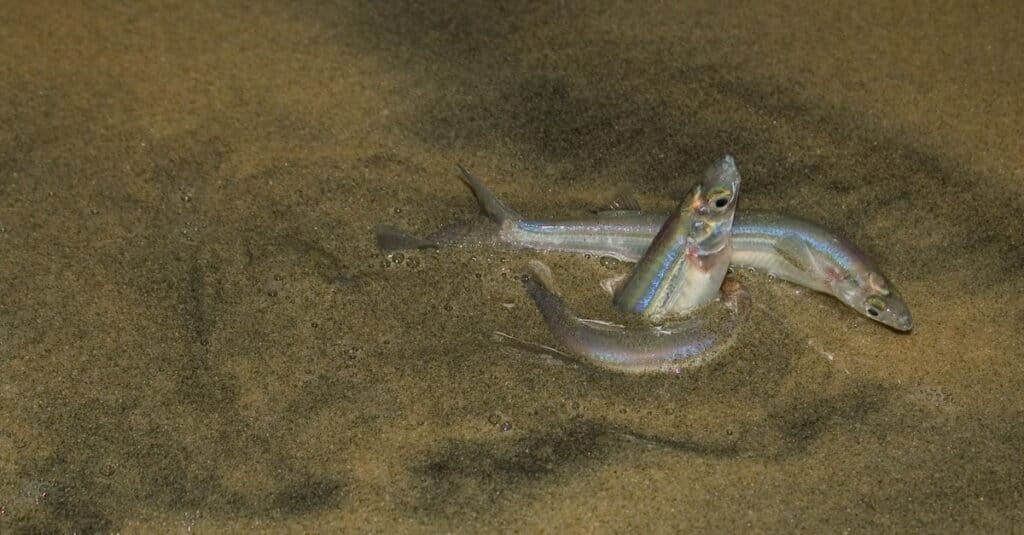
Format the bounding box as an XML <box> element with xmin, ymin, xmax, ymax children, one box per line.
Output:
<box><xmin>457</xmin><ymin>164</ymin><xmax>521</xmax><ymax>224</ymax></box>
<box><xmin>375</xmin><ymin>165</ymin><xmax>519</xmax><ymax>254</ymax></box>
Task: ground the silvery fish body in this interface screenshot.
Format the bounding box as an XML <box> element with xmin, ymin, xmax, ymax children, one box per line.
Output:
<box><xmin>613</xmin><ymin>155</ymin><xmax>740</xmax><ymax>321</ymax></box>
<box><xmin>376</xmin><ymin>166</ymin><xmax>912</xmax><ymax>330</ymax></box>
<box><xmin>522</xmin><ymin>260</ymin><xmax>750</xmax><ymax>374</ymax></box>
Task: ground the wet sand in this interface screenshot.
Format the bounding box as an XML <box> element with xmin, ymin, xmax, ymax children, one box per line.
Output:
<box><xmin>2</xmin><ymin>1</ymin><xmax>1023</xmax><ymax>531</ymax></box>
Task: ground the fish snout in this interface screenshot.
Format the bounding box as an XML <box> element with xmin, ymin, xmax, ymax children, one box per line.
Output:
<box><xmin>894</xmin><ymin>311</ymin><xmax>913</xmax><ymax>332</ymax></box>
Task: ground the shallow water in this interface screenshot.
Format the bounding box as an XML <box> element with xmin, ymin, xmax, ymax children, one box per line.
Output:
<box><xmin>2</xmin><ymin>1</ymin><xmax>1023</xmax><ymax>531</ymax></box>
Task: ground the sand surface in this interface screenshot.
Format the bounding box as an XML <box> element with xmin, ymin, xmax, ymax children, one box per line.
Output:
<box><xmin>2</xmin><ymin>1</ymin><xmax>1023</xmax><ymax>531</ymax></box>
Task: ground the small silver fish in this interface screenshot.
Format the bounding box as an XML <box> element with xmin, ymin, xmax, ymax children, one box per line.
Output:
<box><xmin>613</xmin><ymin>155</ymin><xmax>740</xmax><ymax>321</ymax></box>
<box><xmin>522</xmin><ymin>260</ymin><xmax>751</xmax><ymax>374</ymax></box>
<box><xmin>377</xmin><ymin>166</ymin><xmax>912</xmax><ymax>331</ymax></box>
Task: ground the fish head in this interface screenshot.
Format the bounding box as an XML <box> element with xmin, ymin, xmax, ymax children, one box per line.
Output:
<box><xmin>685</xmin><ymin>155</ymin><xmax>741</xmax><ymax>252</ymax></box>
<box><xmin>839</xmin><ymin>271</ymin><xmax>913</xmax><ymax>331</ymax></box>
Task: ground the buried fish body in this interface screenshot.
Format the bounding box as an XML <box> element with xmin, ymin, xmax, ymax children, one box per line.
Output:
<box><xmin>376</xmin><ymin>167</ymin><xmax>912</xmax><ymax>331</ymax></box>
<box><xmin>522</xmin><ymin>260</ymin><xmax>751</xmax><ymax>373</ymax></box>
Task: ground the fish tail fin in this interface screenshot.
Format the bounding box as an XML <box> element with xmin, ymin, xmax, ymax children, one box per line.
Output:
<box><xmin>456</xmin><ymin>164</ymin><xmax>522</xmax><ymax>224</ymax></box>
<box><xmin>374</xmin><ymin>224</ymin><xmax>439</xmax><ymax>253</ymax></box>
<box><xmin>525</xmin><ymin>259</ymin><xmax>558</xmax><ymax>294</ymax></box>
<box><xmin>375</xmin><ymin>164</ymin><xmax>518</xmax><ymax>255</ymax></box>
<box><xmin>522</xmin><ymin>260</ymin><xmax>578</xmax><ymax>330</ymax></box>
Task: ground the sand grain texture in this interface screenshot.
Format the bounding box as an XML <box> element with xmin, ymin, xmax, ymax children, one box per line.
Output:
<box><xmin>1</xmin><ymin>1</ymin><xmax>1022</xmax><ymax>532</ymax></box>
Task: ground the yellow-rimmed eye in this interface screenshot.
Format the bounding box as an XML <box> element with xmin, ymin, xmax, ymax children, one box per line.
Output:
<box><xmin>866</xmin><ymin>295</ymin><xmax>886</xmax><ymax>317</ymax></box>
<box><xmin>707</xmin><ymin>187</ymin><xmax>732</xmax><ymax>210</ymax></box>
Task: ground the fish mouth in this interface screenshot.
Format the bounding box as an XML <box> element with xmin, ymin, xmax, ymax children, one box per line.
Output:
<box><xmin>890</xmin><ymin>312</ymin><xmax>913</xmax><ymax>332</ymax></box>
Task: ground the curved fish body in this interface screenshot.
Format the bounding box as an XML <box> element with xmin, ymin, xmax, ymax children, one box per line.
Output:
<box><xmin>613</xmin><ymin>155</ymin><xmax>740</xmax><ymax>320</ymax></box>
<box><xmin>376</xmin><ymin>167</ymin><xmax>912</xmax><ymax>330</ymax></box>
<box><xmin>523</xmin><ymin>261</ymin><xmax>750</xmax><ymax>373</ymax></box>
<box><xmin>730</xmin><ymin>213</ymin><xmax>911</xmax><ymax>330</ymax></box>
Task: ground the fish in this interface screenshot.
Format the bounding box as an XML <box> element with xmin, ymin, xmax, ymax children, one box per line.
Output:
<box><xmin>522</xmin><ymin>260</ymin><xmax>751</xmax><ymax>374</ymax></box>
<box><xmin>728</xmin><ymin>212</ymin><xmax>911</xmax><ymax>331</ymax></box>
<box><xmin>613</xmin><ymin>155</ymin><xmax>740</xmax><ymax>321</ymax></box>
<box><xmin>376</xmin><ymin>166</ymin><xmax>912</xmax><ymax>331</ymax></box>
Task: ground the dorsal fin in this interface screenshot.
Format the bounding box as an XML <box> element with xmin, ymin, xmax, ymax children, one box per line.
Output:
<box><xmin>605</xmin><ymin>190</ymin><xmax>642</xmax><ymax>211</ymax></box>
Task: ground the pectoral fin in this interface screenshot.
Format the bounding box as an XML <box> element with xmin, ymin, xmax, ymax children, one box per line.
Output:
<box><xmin>772</xmin><ymin>234</ymin><xmax>818</xmax><ymax>274</ymax></box>
<box><xmin>601</xmin><ymin>273</ymin><xmax>629</xmax><ymax>296</ymax></box>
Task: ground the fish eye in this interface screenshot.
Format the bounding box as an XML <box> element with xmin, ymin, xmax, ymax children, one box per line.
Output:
<box><xmin>707</xmin><ymin>187</ymin><xmax>732</xmax><ymax>210</ymax></box>
<box><xmin>865</xmin><ymin>295</ymin><xmax>886</xmax><ymax>318</ymax></box>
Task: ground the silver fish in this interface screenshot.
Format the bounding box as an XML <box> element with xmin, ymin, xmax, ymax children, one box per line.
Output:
<box><xmin>377</xmin><ymin>167</ymin><xmax>912</xmax><ymax>331</ymax></box>
<box><xmin>522</xmin><ymin>260</ymin><xmax>751</xmax><ymax>374</ymax></box>
<box><xmin>613</xmin><ymin>155</ymin><xmax>740</xmax><ymax>321</ymax></box>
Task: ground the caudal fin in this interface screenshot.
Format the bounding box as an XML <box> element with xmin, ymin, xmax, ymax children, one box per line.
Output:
<box><xmin>522</xmin><ymin>259</ymin><xmax>578</xmax><ymax>331</ymax></box>
<box><xmin>375</xmin><ymin>165</ymin><xmax>517</xmax><ymax>254</ymax></box>
<box><xmin>456</xmin><ymin>164</ymin><xmax>521</xmax><ymax>224</ymax></box>
<box><xmin>374</xmin><ymin>224</ymin><xmax>438</xmax><ymax>253</ymax></box>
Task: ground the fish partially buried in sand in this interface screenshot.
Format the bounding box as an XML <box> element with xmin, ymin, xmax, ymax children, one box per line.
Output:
<box><xmin>518</xmin><ymin>156</ymin><xmax>749</xmax><ymax>373</ymax></box>
<box><xmin>376</xmin><ymin>165</ymin><xmax>912</xmax><ymax>331</ymax></box>
<box><xmin>613</xmin><ymin>155</ymin><xmax>740</xmax><ymax>321</ymax></box>
<box><xmin>521</xmin><ymin>260</ymin><xmax>751</xmax><ymax>373</ymax></box>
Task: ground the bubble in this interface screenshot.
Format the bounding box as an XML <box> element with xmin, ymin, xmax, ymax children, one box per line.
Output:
<box><xmin>390</xmin><ymin>253</ymin><xmax>405</xmax><ymax>264</ymax></box>
<box><xmin>599</xmin><ymin>256</ymin><xmax>620</xmax><ymax>269</ymax></box>
<box><xmin>487</xmin><ymin>413</ymin><xmax>501</xmax><ymax>425</ymax></box>
<box><xmin>100</xmin><ymin>463</ymin><xmax>116</xmax><ymax>477</ymax></box>
<box><xmin>443</xmin><ymin>303</ymin><xmax>454</xmax><ymax>312</ymax></box>
<box><xmin>499</xmin><ymin>420</ymin><xmax>513</xmax><ymax>432</ymax></box>
<box><xmin>180</xmin><ymin>193</ymin><xmax>192</xmax><ymax>203</ymax></box>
